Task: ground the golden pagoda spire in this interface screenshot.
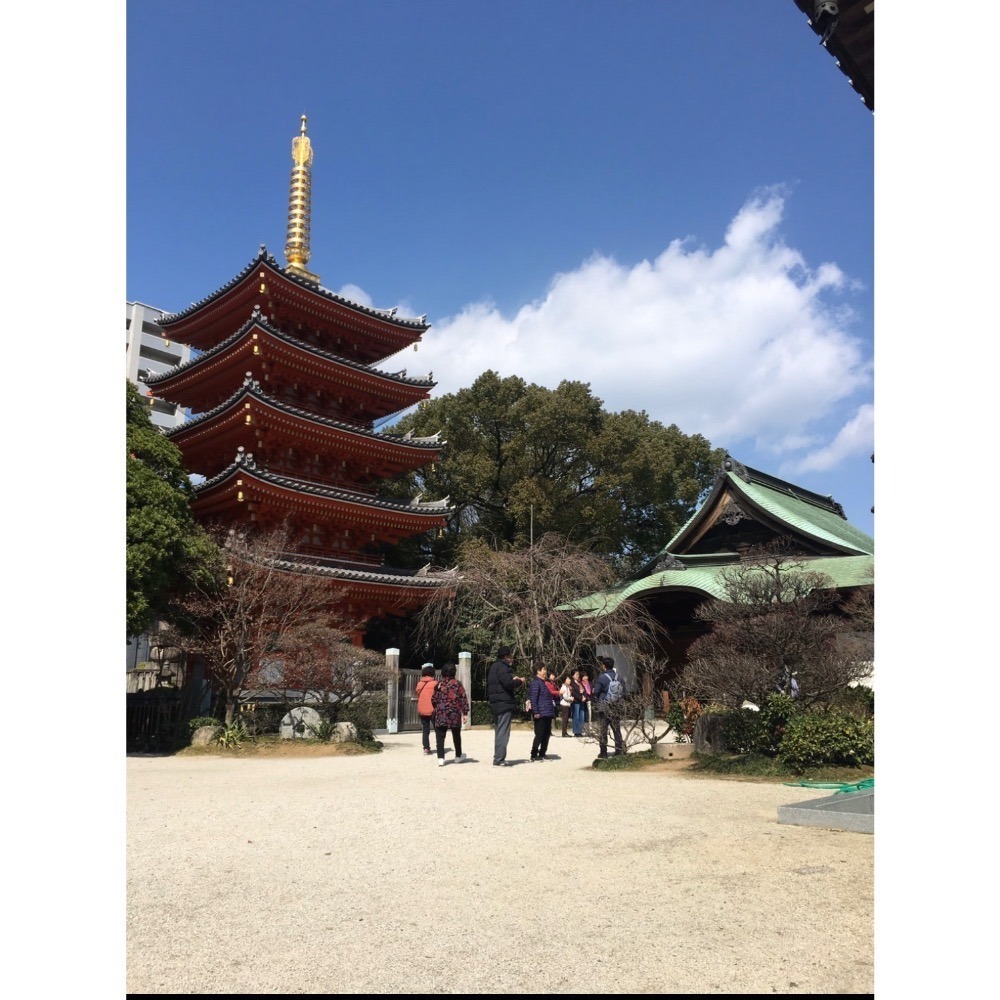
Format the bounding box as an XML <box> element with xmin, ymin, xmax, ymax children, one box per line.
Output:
<box><xmin>284</xmin><ymin>114</ymin><xmax>321</xmax><ymax>283</ymax></box>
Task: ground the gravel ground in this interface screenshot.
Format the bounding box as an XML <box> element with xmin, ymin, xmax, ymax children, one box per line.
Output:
<box><xmin>127</xmin><ymin>728</ymin><xmax>873</xmax><ymax>994</ymax></box>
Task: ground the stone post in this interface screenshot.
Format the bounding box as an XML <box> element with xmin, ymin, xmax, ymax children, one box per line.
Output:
<box><xmin>458</xmin><ymin>651</ymin><xmax>472</xmax><ymax>730</ymax></box>
<box><xmin>385</xmin><ymin>647</ymin><xmax>400</xmax><ymax>734</ymax></box>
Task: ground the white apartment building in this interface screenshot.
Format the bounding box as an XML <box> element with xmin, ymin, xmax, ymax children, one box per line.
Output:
<box><xmin>126</xmin><ymin>300</ymin><xmax>192</xmax><ymax>429</ymax></box>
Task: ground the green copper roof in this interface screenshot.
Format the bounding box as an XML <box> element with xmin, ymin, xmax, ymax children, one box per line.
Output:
<box><xmin>565</xmin><ymin>554</ymin><xmax>874</xmax><ymax>618</ymax></box>
<box><xmin>662</xmin><ymin>460</ymin><xmax>874</xmax><ymax>558</ymax></box>
<box><xmin>566</xmin><ymin>457</ymin><xmax>874</xmax><ymax>619</ymax></box>
<box><xmin>733</xmin><ymin>477</ymin><xmax>874</xmax><ymax>555</ymax></box>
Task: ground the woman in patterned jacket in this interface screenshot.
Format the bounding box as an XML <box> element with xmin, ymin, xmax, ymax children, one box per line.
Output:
<box><xmin>431</xmin><ymin>662</ymin><xmax>470</xmax><ymax>767</ymax></box>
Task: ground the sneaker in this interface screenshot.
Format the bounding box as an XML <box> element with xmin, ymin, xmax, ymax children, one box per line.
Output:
<box><xmin>455</xmin><ymin>754</ymin><xmax>468</xmax><ymax>764</ymax></box>
<box><xmin>423</xmin><ymin>747</ymin><xmax>432</xmax><ymax>754</ymax></box>
<box><xmin>437</xmin><ymin>758</ymin><xmax>446</xmax><ymax>767</ymax></box>
<box><xmin>493</xmin><ymin>760</ymin><xmax>511</xmax><ymax>767</ymax></box>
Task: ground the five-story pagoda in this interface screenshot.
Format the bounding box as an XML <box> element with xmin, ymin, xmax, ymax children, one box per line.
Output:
<box><xmin>142</xmin><ymin>117</ymin><xmax>452</xmax><ymax>637</ymax></box>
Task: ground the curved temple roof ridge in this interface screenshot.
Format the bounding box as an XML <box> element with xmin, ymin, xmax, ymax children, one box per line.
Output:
<box><xmin>157</xmin><ymin>245</ymin><xmax>430</xmax><ymax>330</ymax></box>
<box><xmin>163</xmin><ymin>376</ymin><xmax>445</xmax><ymax>448</ymax></box>
<box><xmin>142</xmin><ymin>308</ymin><xmax>436</xmax><ymax>388</ymax></box>
<box><xmin>717</xmin><ymin>454</ymin><xmax>847</xmax><ymax>518</ymax></box>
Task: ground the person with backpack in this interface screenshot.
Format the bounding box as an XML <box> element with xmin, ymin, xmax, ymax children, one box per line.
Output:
<box><xmin>591</xmin><ymin>655</ymin><xmax>625</xmax><ymax>758</ymax></box>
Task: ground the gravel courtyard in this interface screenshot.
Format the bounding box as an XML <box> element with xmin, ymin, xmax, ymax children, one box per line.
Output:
<box><xmin>126</xmin><ymin>728</ymin><xmax>874</xmax><ymax>994</ymax></box>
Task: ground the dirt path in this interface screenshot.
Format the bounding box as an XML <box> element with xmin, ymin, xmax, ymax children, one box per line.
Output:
<box><xmin>127</xmin><ymin>728</ymin><xmax>873</xmax><ymax>994</ymax></box>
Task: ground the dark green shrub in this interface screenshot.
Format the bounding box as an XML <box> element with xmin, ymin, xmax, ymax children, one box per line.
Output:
<box><xmin>756</xmin><ymin>693</ymin><xmax>800</xmax><ymax>755</ymax></box>
<box><xmin>471</xmin><ymin>701</ymin><xmax>494</xmax><ymax>726</ymax></box>
<box><xmin>828</xmin><ymin>683</ymin><xmax>875</xmax><ymax>718</ymax></box>
<box><xmin>778</xmin><ymin>712</ymin><xmax>874</xmax><ymax>772</ymax></box>
<box><xmin>719</xmin><ymin>708</ymin><xmax>764</xmax><ymax>754</ymax></box>
<box><xmin>710</xmin><ymin>694</ymin><xmax>801</xmax><ymax>757</ymax></box>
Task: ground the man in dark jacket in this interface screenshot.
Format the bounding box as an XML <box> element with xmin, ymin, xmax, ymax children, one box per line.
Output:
<box><xmin>486</xmin><ymin>646</ymin><xmax>524</xmax><ymax>766</ymax></box>
<box><xmin>592</xmin><ymin>655</ymin><xmax>625</xmax><ymax>758</ymax></box>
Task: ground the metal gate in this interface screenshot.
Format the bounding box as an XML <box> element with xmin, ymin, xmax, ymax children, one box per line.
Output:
<box><xmin>398</xmin><ymin>667</ymin><xmax>434</xmax><ymax>731</ymax></box>
<box><xmin>126</xmin><ymin>689</ymin><xmax>183</xmax><ymax>751</ymax></box>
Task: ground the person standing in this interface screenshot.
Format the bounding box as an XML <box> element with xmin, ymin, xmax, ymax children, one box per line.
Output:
<box><xmin>544</xmin><ymin>670</ymin><xmax>561</xmax><ymax>705</ymax></box>
<box><xmin>592</xmin><ymin>655</ymin><xmax>625</xmax><ymax>758</ymax></box>
<box><xmin>558</xmin><ymin>674</ymin><xmax>573</xmax><ymax>737</ymax></box>
<box><xmin>486</xmin><ymin>646</ymin><xmax>524</xmax><ymax>767</ymax></box>
<box><xmin>571</xmin><ymin>669</ymin><xmax>587</xmax><ymax>737</ymax></box>
<box><xmin>526</xmin><ymin>665</ymin><xmax>556</xmax><ymax>761</ymax></box>
<box><xmin>431</xmin><ymin>662</ymin><xmax>469</xmax><ymax>766</ymax></box>
<box><xmin>581</xmin><ymin>670</ymin><xmax>593</xmax><ymax>731</ymax></box>
<box><xmin>414</xmin><ymin>663</ymin><xmax>437</xmax><ymax>755</ymax></box>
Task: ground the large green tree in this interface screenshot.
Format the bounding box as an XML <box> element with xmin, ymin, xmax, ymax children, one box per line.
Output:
<box><xmin>383</xmin><ymin>371</ymin><xmax>722</xmax><ymax>573</ymax></box>
<box><xmin>126</xmin><ymin>381</ymin><xmax>217</xmax><ymax>636</ymax></box>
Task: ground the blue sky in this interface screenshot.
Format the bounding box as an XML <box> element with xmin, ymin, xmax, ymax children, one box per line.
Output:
<box><xmin>127</xmin><ymin>1</ymin><xmax>875</xmax><ymax>529</ymax></box>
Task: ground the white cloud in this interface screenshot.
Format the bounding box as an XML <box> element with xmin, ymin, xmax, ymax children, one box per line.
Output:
<box><xmin>336</xmin><ymin>283</ymin><xmax>373</xmax><ymax>307</ymax></box>
<box><xmin>783</xmin><ymin>404</ymin><xmax>874</xmax><ymax>474</ymax></box>
<box><xmin>380</xmin><ymin>191</ymin><xmax>872</xmax><ymax>470</ymax></box>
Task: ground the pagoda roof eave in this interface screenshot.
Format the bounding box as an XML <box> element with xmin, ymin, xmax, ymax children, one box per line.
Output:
<box><xmin>157</xmin><ymin>246</ymin><xmax>431</xmax><ymax>335</ymax></box>
<box><xmin>143</xmin><ymin>308</ymin><xmax>435</xmax><ymax>393</ymax></box>
<box><xmin>166</xmin><ymin>378</ymin><xmax>445</xmax><ymax>455</ymax></box>
<box><xmin>265</xmin><ymin>555</ymin><xmax>457</xmax><ymax>590</ymax></box>
<box><xmin>194</xmin><ymin>454</ymin><xmax>452</xmax><ymax>519</ymax></box>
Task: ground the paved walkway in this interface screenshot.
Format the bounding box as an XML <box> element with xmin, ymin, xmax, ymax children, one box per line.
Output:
<box><xmin>127</xmin><ymin>727</ymin><xmax>873</xmax><ymax>994</ymax></box>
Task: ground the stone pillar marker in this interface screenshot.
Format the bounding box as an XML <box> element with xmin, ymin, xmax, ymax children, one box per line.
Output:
<box><xmin>458</xmin><ymin>651</ymin><xmax>472</xmax><ymax>730</ymax></box>
<box><xmin>385</xmin><ymin>648</ymin><xmax>400</xmax><ymax>733</ymax></box>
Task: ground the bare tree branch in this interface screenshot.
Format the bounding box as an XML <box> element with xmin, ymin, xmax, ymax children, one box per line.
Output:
<box><xmin>164</xmin><ymin>525</ymin><xmax>367</xmax><ymax>723</ymax></box>
<box><xmin>413</xmin><ymin>533</ymin><xmax>667</xmax><ymax>680</ymax></box>
<box><xmin>680</xmin><ymin>539</ymin><xmax>873</xmax><ymax>708</ymax></box>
